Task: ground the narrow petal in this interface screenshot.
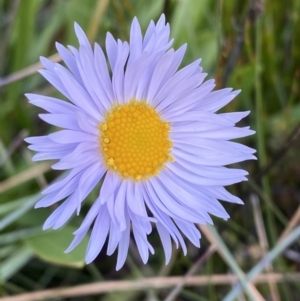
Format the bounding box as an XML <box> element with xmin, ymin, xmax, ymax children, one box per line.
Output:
<box><xmin>77</xmin><ymin>111</ymin><xmax>100</xmax><ymax>135</ymax></box>
<box><xmin>126</xmin><ymin>182</ymin><xmax>154</xmax><ymax>233</ymax></box>
<box><xmin>156</xmin><ymin>73</ymin><xmax>206</xmax><ymax>113</ymax></box>
<box><xmin>65</xmin><ymin>229</ymin><xmax>89</xmax><ymax>253</ymax></box>
<box><xmin>25</xmin><ymin>94</ymin><xmax>78</xmax><ymax>116</ymax></box>
<box><xmin>106</xmin><ymin>32</ymin><xmax>118</xmax><ymax>71</ymax></box>
<box><xmin>114</xmin><ymin>179</ymin><xmax>128</xmax><ymax>231</ymax></box>
<box><xmin>99</xmin><ymin>172</ymin><xmax>114</xmax><ymax>204</ymax></box>
<box><xmin>52</xmin><ymin>194</ymin><xmax>78</xmax><ymax>229</ymax></box>
<box><xmin>152</xmin><ymin>58</ymin><xmax>202</xmax><ymax>108</ymax></box>
<box><xmin>55</xmin><ymin>42</ymin><xmax>82</xmax><ymax>83</ymax></box>
<box><xmin>153</xmin><ymin>176</ymin><xmax>214</xmax><ymax>223</ymax></box>
<box><xmin>143</xmin><ymin>20</ymin><xmax>155</xmax><ymax>48</ymax></box>
<box><xmin>86</xmin><ymin>205</ymin><xmax>110</xmax><ymax>263</ymax></box>
<box><xmin>35</xmin><ymin>172</ymin><xmax>82</xmax><ymax>208</ymax></box>
<box><xmin>54</xmin><ymin>65</ymin><xmax>101</xmax><ymax>120</ymax></box>
<box><xmin>39</xmin><ymin>68</ymin><xmax>71</xmax><ymax>100</ymax></box>
<box><xmin>112</xmin><ymin>41</ymin><xmax>129</xmax><ymax>103</ymax></box>
<box><xmin>75</xmin><ymin>45</ymin><xmax>107</xmax><ymax>114</ymax></box>
<box><xmin>49</xmin><ymin>130</ymin><xmax>96</xmax><ymax>144</ymax></box>
<box><xmin>147</xmin><ymin>179</ymin><xmax>206</xmax><ymax>223</ymax></box>
<box><xmin>173</xmin><ymin>219</ymin><xmax>201</xmax><ymax>247</ymax></box>
<box><xmin>42</xmin><ymin>163</ymin><xmax>91</xmax><ymax>195</ymax></box>
<box><xmin>74</xmin><ymin>23</ymin><xmax>92</xmax><ymax>51</ymax></box>
<box><xmin>94</xmin><ymin>43</ymin><xmax>115</xmax><ymax>102</ymax></box>
<box><xmin>167</xmin><ymin>162</ymin><xmax>247</xmax><ymax>186</ymax></box>
<box><xmin>128</xmin><ymin>17</ymin><xmax>143</xmax><ymax>66</ymax></box>
<box><xmin>201</xmin><ymin>186</ymin><xmax>244</xmax><ymax>204</ymax></box>
<box><xmin>107</xmin><ymin>221</ymin><xmax>122</xmax><ymax>255</ymax></box>
<box><xmin>171</xmin><ymin>126</ymin><xmax>255</xmax><ymax>140</ymax></box>
<box><xmin>173</xmin><ymin>146</ymin><xmax>256</xmax><ymax>166</ymax></box>
<box><xmin>43</xmin><ymin>201</ymin><xmax>69</xmax><ymax>230</ymax></box>
<box><xmin>161</xmin><ymin>80</ymin><xmax>215</xmax><ymax>119</ymax></box>
<box><xmin>116</xmin><ymin>211</ymin><xmax>130</xmax><ymax>270</ymax></box>
<box><xmin>38</xmin><ymin>113</ymin><xmax>80</xmax><ymax>130</ymax></box>
<box><xmin>52</xmin><ymin>151</ymin><xmax>99</xmax><ymax>170</ymax></box>
<box><xmin>130</xmin><ymin>213</ymin><xmax>153</xmax><ymax>263</ymax></box>
<box><xmin>156</xmin><ymin>222</ymin><xmax>172</xmax><ymax>264</ymax></box>
<box><xmin>124</xmin><ymin>51</ymin><xmax>163</xmax><ymax>101</ymax></box>
<box><xmin>105</xmin><ymin>173</ymin><xmax>121</xmax><ymax>227</ymax></box>
<box><xmin>28</xmin><ymin>143</ymin><xmax>73</xmax><ymax>152</ymax></box>
<box><xmin>159</xmin><ymin>170</ymin><xmax>229</xmax><ymax>220</ymax></box>
<box><xmin>220</xmin><ymin>111</ymin><xmax>250</xmax><ymax>123</ymax></box>
<box><xmin>147</xmin><ymin>52</ymin><xmax>175</xmax><ymax>103</ymax></box>
<box><xmin>162</xmin><ymin>44</ymin><xmax>187</xmax><ymax>84</ymax></box>
<box><xmin>32</xmin><ymin>150</ymin><xmax>70</xmax><ymax>162</ymax></box>
<box><xmin>196</xmin><ymin>89</ymin><xmax>241</xmax><ymax>112</ymax></box>
<box><xmin>74</xmin><ymin>196</ymin><xmax>103</xmax><ymax>235</ymax></box>
<box><xmin>76</xmin><ymin>161</ymin><xmax>106</xmax><ymax>213</ymax></box>
<box><xmin>168</xmin><ymin>111</ymin><xmax>234</xmax><ymax>125</ymax></box>
<box><xmin>171</xmin><ymin>121</ymin><xmax>230</xmax><ymax>133</ymax></box>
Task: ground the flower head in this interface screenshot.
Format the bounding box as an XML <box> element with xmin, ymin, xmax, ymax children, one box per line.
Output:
<box><xmin>25</xmin><ymin>14</ymin><xmax>255</xmax><ymax>270</ymax></box>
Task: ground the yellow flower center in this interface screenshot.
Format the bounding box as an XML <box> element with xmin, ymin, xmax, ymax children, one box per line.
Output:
<box><xmin>99</xmin><ymin>100</ymin><xmax>173</xmax><ymax>181</ymax></box>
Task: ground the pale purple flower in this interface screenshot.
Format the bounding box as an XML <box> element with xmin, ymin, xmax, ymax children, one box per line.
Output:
<box><xmin>25</xmin><ymin>14</ymin><xmax>255</xmax><ymax>270</ymax></box>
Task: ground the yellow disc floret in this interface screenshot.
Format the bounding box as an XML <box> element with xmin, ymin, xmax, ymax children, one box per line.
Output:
<box><xmin>99</xmin><ymin>100</ymin><xmax>173</xmax><ymax>181</ymax></box>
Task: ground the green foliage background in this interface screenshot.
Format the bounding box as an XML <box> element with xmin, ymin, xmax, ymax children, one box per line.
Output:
<box><xmin>0</xmin><ymin>0</ymin><xmax>300</xmax><ymax>300</ymax></box>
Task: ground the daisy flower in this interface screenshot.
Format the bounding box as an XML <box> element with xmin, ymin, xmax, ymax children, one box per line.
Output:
<box><xmin>25</xmin><ymin>14</ymin><xmax>255</xmax><ymax>270</ymax></box>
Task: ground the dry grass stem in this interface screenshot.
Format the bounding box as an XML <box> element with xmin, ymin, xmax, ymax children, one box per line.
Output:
<box><xmin>22</xmin><ymin>149</ymin><xmax>47</xmax><ymax>188</ymax></box>
<box><xmin>0</xmin><ymin>53</ymin><xmax>61</xmax><ymax>87</ymax></box>
<box><xmin>199</xmin><ymin>225</ymin><xmax>266</xmax><ymax>301</ymax></box>
<box><xmin>0</xmin><ymin>163</ymin><xmax>51</xmax><ymax>193</ymax></box>
<box><xmin>163</xmin><ymin>244</ymin><xmax>217</xmax><ymax>301</ymax></box>
<box><xmin>278</xmin><ymin>205</ymin><xmax>300</xmax><ymax>243</ymax></box>
<box><xmin>1</xmin><ymin>273</ymin><xmax>300</xmax><ymax>301</ymax></box>
<box><xmin>251</xmin><ymin>194</ymin><xmax>280</xmax><ymax>301</ymax></box>
<box><xmin>87</xmin><ymin>0</ymin><xmax>110</xmax><ymax>42</ymax></box>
